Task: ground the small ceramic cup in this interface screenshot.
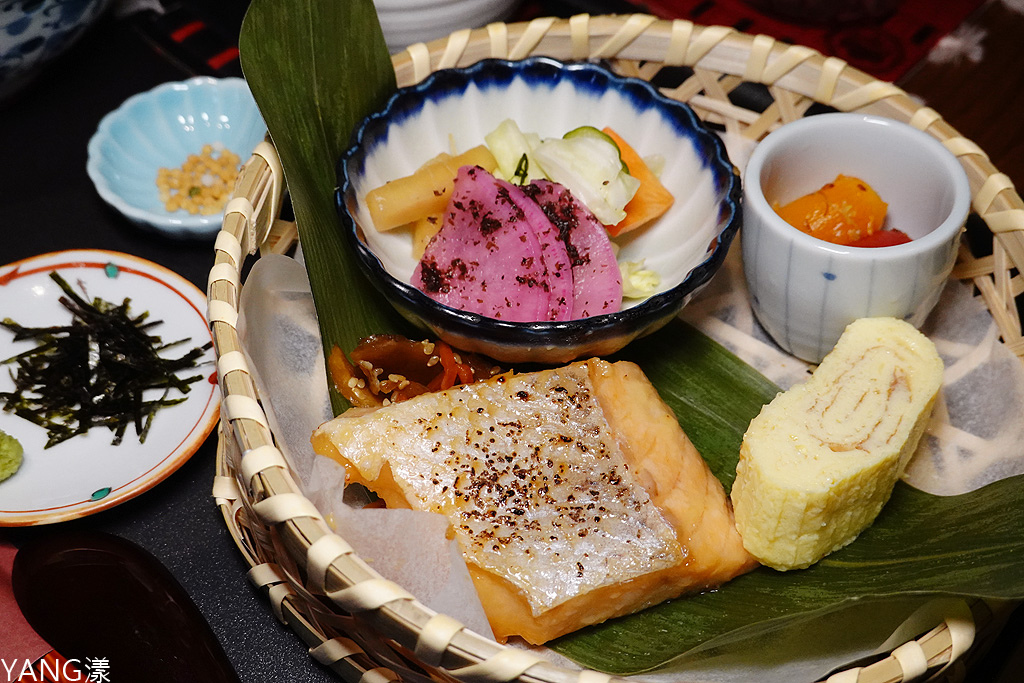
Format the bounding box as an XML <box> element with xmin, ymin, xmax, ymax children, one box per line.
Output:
<box><xmin>742</xmin><ymin>113</ymin><xmax>971</xmax><ymax>363</ymax></box>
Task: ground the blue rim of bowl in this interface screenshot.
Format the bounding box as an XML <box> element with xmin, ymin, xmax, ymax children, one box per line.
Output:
<box><xmin>337</xmin><ymin>57</ymin><xmax>741</xmax><ymax>351</ymax></box>
<box><xmin>85</xmin><ymin>76</ymin><xmax>262</xmax><ymax>237</ymax></box>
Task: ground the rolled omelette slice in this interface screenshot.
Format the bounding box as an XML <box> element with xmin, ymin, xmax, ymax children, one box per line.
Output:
<box><xmin>731</xmin><ymin>317</ymin><xmax>944</xmax><ymax>571</ymax></box>
<box><xmin>312</xmin><ymin>358</ymin><xmax>756</xmax><ymax>644</ymax></box>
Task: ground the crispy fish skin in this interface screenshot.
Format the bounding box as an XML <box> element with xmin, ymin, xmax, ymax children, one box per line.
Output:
<box><xmin>312</xmin><ymin>359</ymin><xmax>756</xmax><ymax>643</ymax></box>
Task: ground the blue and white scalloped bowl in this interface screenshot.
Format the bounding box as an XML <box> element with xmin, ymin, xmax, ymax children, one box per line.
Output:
<box><xmin>86</xmin><ymin>76</ymin><xmax>267</xmax><ymax>240</ymax></box>
<box><xmin>338</xmin><ymin>57</ymin><xmax>741</xmax><ymax>364</ymax></box>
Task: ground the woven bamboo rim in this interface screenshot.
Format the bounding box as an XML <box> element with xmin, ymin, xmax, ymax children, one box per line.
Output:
<box><xmin>208</xmin><ymin>15</ymin><xmax>1024</xmax><ymax>683</ymax></box>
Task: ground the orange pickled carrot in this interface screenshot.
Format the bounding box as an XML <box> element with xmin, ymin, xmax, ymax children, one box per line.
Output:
<box><xmin>774</xmin><ymin>174</ymin><xmax>888</xmax><ymax>246</ymax></box>
<box><xmin>435</xmin><ymin>340</ymin><xmax>474</xmax><ymax>389</ymax></box>
<box><xmin>602</xmin><ymin>127</ymin><xmax>675</xmax><ymax>236</ymax></box>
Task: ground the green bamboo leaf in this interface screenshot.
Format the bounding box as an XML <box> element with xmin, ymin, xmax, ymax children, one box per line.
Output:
<box><xmin>238</xmin><ymin>2</ymin><xmax>1024</xmax><ymax>675</ymax></box>
<box><xmin>239</xmin><ymin>0</ymin><xmax>411</xmax><ymax>413</ymax></box>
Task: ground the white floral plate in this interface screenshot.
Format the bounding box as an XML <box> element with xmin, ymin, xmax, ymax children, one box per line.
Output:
<box><xmin>0</xmin><ymin>250</ymin><xmax>220</xmax><ymax>526</ymax></box>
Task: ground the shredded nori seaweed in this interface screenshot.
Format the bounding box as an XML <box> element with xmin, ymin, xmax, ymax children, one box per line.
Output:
<box><xmin>1</xmin><ymin>271</ymin><xmax>210</xmax><ymax>448</ymax></box>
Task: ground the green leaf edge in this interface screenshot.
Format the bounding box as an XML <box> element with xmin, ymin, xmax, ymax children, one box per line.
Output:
<box><xmin>239</xmin><ymin>0</ymin><xmax>411</xmax><ymax>415</ymax></box>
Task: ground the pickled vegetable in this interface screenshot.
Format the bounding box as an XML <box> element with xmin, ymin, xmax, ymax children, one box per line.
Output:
<box><xmin>412</xmin><ymin>166</ymin><xmax>574</xmax><ymax>322</ymax></box>
<box><xmin>848</xmin><ymin>229</ymin><xmax>912</xmax><ymax>248</ymax></box>
<box><xmin>327</xmin><ymin>335</ymin><xmax>503</xmax><ymax>407</ymax></box>
<box><xmin>532</xmin><ymin>130</ymin><xmax>640</xmax><ymax>226</ymax></box>
<box><xmin>365</xmin><ymin>146</ymin><xmax>498</xmax><ymax>231</ymax></box>
<box><xmin>485</xmin><ymin>119</ymin><xmax>544</xmax><ymax>184</ymax></box>
<box><xmin>774</xmin><ymin>174</ymin><xmax>889</xmax><ymax>246</ymax></box>
<box><xmin>602</xmin><ymin>127</ymin><xmax>675</xmax><ymax>236</ymax></box>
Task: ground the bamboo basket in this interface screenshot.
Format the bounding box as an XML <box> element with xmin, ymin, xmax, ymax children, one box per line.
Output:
<box><xmin>208</xmin><ymin>15</ymin><xmax>1024</xmax><ymax>683</ymax></box>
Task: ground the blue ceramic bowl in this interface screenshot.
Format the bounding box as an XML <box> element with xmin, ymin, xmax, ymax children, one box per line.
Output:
<box><xmin>86</xmin><ymin>76</ymin><xmax>267</xmax><ymax>239</ymax></box>
<box><xmin>0</xmin><ymin>0</ymin><xmax>112</xmax><ymax>103</ymax></box>
<box><xmin>338</xmin><ymin>57</ymin><xmax>740</xmax><ymax>364</ymax></box>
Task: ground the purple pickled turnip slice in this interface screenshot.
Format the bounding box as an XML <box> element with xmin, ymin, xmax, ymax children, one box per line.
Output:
<box><xmin>494</xmin><ymin>177</ymin><xmax>573</xmax><ymax>321</ymax></box>
<box><xmin>527</xmin><ymin>180</ymin><xmax>623</xmax><ymax>319</ymax></box>
<box><xmin>412</xmin><ymin>166</ymin><xmax>572</xmax><ymax>322</ymax></box>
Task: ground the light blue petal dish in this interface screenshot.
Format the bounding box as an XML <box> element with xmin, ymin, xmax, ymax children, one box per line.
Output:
<box><xmin>86</xmin><ymin>76</ymin><xmax>267</xmax><ymax>240</ymax></box>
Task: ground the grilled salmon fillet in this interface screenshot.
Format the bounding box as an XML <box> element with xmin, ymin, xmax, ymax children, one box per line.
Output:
<box><xmin>311</xmin><ymin>358</ymin><xmax>756</xmax><ymax>644</ymax></box>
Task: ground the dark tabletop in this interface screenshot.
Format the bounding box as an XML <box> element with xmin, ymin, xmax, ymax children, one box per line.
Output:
<box><xmin>0</xmin><ymin>2</ymin><xmax>336</xmax><ymax>681</ymax></box>
<box><xmin>1</xmin><ymin>1</ymin><xmax>1021</xmax><ymax>681</ymax></box>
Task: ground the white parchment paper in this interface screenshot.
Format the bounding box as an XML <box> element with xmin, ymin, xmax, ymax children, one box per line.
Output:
<box><xmin>236</xmin><ymin>253</ymin><xmax>494</xmax><ymax>638</ymax></box>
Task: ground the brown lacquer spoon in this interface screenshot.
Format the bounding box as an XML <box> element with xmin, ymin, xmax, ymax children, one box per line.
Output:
<box><xmin>12</xmin><ymin>531</ymin><xmax>240</xmax><ymax>682</ymax></box>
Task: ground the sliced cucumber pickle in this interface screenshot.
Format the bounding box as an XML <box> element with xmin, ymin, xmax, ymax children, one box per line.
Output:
<box><xmin>563</xmin><ymin>126</ymin><xmax>628</xmax><ymax>173</ymax></box>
